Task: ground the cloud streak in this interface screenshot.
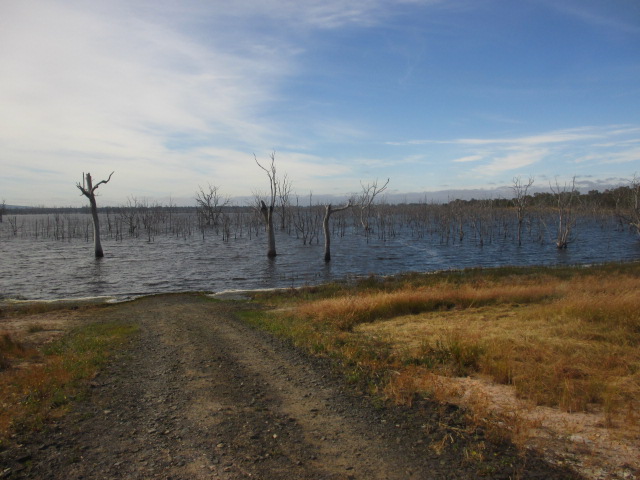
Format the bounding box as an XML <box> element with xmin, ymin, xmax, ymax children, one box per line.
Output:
<box><xmin>386</xmin><ymin>125</ymin><xmax>640</xmax><ymax>180</ymax></box>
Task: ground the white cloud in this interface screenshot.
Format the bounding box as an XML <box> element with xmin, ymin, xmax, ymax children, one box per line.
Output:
<box><xmin>452</xmin><ymin>154</ymin><xmax>483</xmax><ymax>163</ymax></box>
<box><xmin>475</xmin><ymin>149</ymin><xmax>548</xmax><ymax>175</ymax></box>
<box><xmin>453</xmin><ymin>128</ymin><xmax>604</xmax><ymax>147</ymax></box>
<box><xmin>207</xmin><ymin>0</ymin><xmax>444</xmax><ymax>29</ymax></box>
<box><xmin>387</xmin><ymin>125</ymin><xmax>640</xmax><ymax>179</ymax></box>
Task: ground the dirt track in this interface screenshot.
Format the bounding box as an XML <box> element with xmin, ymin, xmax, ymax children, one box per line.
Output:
<box><xmin>1</xmin><ymin>294</ymin><xmax>580</xmax><ymax>479</ymax></box>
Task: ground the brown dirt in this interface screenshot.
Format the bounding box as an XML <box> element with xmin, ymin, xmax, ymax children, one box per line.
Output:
<box><xmin>0</xmin><ymin>294</ymin><xmax>582</xmax><ymax>479</ymax></box>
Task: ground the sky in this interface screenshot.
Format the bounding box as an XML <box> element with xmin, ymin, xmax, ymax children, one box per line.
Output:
<box><xmin>1</xmin><ymin>0</ymin><xmax>639</xmax><ymax>207</ymax></box>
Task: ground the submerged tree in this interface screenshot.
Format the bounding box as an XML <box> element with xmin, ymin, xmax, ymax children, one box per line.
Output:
<box><xmin>277</xmin><ymin>173</ymin><xmax>293</xmax><ymax>232</ymax></box>
<box><xmin>357</xmin><ymin>178</ymin><xmax>389</xmax><ymax>232</ymax></box>
<box><xmin>618</xmin><ymin>174</ymin><xmax>640</xmax><ymax>237</ymax></box>
<box><xmin>551</xmin><ymin>176</ymin><xmax>578</xmax><ymax>249</ymax></box>
<box><xmin>77</xmin><ymin>172</ymin><xmax>114</xmax><ymax>258</ymax></box>
<box><xmin>195</xmin><ymin>184</ymin><xmax>229</xmax><ymax>228</ymax></box>
<box><xmin>511</xmin><ymin>176</ymin><xmax>534</xmax><ymax>246</ymax></box>
<box><xmin>322</xmin><ymin>200</ymin><xmax>352</xmax><ymax>262</ymax></box>
<box><xmin>255</xmin><ymin>152</ymin><xmax>278</xmax><ymax>258</ymax></box>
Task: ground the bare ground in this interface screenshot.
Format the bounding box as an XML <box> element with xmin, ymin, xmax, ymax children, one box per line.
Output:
<box><xmin>0</xmin><ymin>294</ymin><xmax>582</xmax><ymax>479</ymax></box>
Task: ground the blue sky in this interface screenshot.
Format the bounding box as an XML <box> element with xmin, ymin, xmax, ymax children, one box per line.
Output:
<box><xmin>1</xmin><ymin>0</ymin><xmax>639</xmax><ymax>206</ymax></box>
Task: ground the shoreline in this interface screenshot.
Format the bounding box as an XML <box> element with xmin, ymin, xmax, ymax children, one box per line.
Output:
<box><xmin>3</xmin><ymin>260</ymin><xmax>638</xmax><ymax>305</ymax></box>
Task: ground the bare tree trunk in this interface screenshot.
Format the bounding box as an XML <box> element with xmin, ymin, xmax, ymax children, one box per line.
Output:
<box><xmin>77</xmin><ymin>172</ymin><xmax>113</xmax><ymax>258</ymax></box>
<box><xmin>323</xmin><ymin>201</ymin><xmax>352</xmax><ymax>262</ymax></box>
<box><xmin>89</xmin><ymin>195</ymin><xmax>104</xmax><ymax>257</ymax></box>
<box><xmin>255</xmin><ymin>152</ymin><xmax>280</xmax><ymax>258</ymax></box>
<box><xmin>260</xmin><ymin>200</ymin><xmax>277</xmax><ymax>258</ymax></box>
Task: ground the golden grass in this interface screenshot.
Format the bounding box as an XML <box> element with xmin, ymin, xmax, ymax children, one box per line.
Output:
<box><xmin>254</xmin><ymin>264</ymin><xmax>640</xmax><ymax>424</ymax></box>
<box><xmin>295</xmin><ymin>282</ymin><xmax>557</xmax><ymax>331</ymax></box>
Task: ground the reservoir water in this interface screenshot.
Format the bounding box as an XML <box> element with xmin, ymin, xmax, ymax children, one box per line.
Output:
<box><xmin>1</xmin><ymin>213</ymin><xmax>639</xmax><ymax>301</ymax></box>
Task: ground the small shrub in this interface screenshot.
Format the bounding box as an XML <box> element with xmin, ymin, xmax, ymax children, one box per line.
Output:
<box><xmin>27</xmin><ymin>324</ymin><xmax>46</xmax><ymax>334</ymax></box>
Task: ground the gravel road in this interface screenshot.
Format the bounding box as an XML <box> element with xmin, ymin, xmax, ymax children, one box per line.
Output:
<box><xmin>1</xmin><ymin>294</ymin><xmax>580</xmax><ymax>479</ymax></box>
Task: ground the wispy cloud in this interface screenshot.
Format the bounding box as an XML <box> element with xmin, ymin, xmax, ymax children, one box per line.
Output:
<box><xmin>213</xmin><ymin>0</ymin><xmax>444</xmax><ymax>29</ymax></box>
<box><xmin>476</xmin><ymin>149</ymin><xmax>548</xmax><ymax>175</ymax></box>
<box><xmin>452</xmin><ymin>154</ymin><xmax>483</xmax><ymax>163</ymax></box>
<box><xmin>543</xmin><ymin>1</ymin><xmax>640</xmax><ymax>35</ymax></box>
<box><xmin>448</xmin><ymin>127</ymin><xmax>606</xmax><ymax>147</ymax></box>
<box><xmin>386</xmin><ymin>125</ymin><xmax>640</xmax><ymax>180</ymax></box>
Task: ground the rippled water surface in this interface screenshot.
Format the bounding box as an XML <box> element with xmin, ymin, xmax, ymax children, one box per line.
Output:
<box><xmin>2</xmin><ymin>214</ymin><xmax>639</xmax><ymax>300</ymax></box>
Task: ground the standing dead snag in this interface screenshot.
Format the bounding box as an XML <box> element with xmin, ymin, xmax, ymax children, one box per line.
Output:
<box><xmin>195</xmin><ymin>184</ymin><xmax>229</xmax><ymax>229</ymax></box>
<box><xmin>277</xmin><ymin>173</ymin><xmax>293</xmax><ymax>232</ymax></box>
<box><xmin>511</xmin><ymin>176</ymin><xmax>534</xmax><ymax>246</ymax></box>
<box><xmin>616</xmin><ymin>174</ymin><xmax>640</xmax><ymax>237</ymax></box>
<box><xmin>77</xmin><ymin>172</ymin><xmax>114</xmax><ymax>258</ymax></box>
<box><xmin>550</xmin><ymin>176</ymin><xmax>578</xmax><ymax>249</ymax></box>
<box><xmin>255</xmin><ymin>152</ymin><xmax>278</xmax><ymax>258</ymax></box>
<box><xmin>357</xmin><ymin>178</ymin><xmax>390</xmax><ymax>232</ymax></box>
<box><xmin>323</xmin><ymin>200</ymin><xmax>352</xmax><ymax>262</ymax></box>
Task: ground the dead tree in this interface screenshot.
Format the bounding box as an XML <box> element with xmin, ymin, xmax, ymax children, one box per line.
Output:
<box><xmin>323</xmin><ymin>199</ymin><xmax>353</xmax><ymax>262</ymax></box>
<box><xmin>0</xmin><ymin>199</ymin><xmax>5</xmax><ymax>223</ymax></box>
<box><xmin>550</xmin><ymin>176</ymin><xmax>578</xmax><ymax>249</ymax></box>
<box><xmin>255</xmin><ymin>152</ymin><xmax>278</xmax><ymax>258</ymax></box>
<box><xmin>292</xmin><ymin>193</ymin><xmax>321</xmax><ymax>245</ymax></box>
<box><xmin>277</xmin><ymin>173</ymin><xmax>293</xmax><ymax>232</ymax></box>
<box><xmin>195</xmin><ymin>184</ymin><xmax>229</xmax><ymax>229</ymax></box>
<box><xmin>357</xmin><ymin>178</ymin><xmax>390</xmax><ymax>232</ymax></box>
<box><xmin>511</xmin><ymin>176</ymin><xmax>534</xmax><ymax>246</ymax></box>
<box><xmin>76</xmin><ymin>172</ymin><xmax>114</xmax><ymax>257</ymax></box>
<box><xmin>617</xmin><ymin>174</ymin><xmax>640</xmax><ymax>237</ymax></box>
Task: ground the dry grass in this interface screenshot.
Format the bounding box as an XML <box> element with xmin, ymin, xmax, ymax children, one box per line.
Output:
<box><xmin>0</xmin><ymin>332</ymin><xmax>36</xmax><ymax>370</ymax></box>
<box><xmin>295</xmin><ymin>282</ymin><xmax>557</xmax><ymax>331</ymax></box>
<box><xmin>243</xmin><ymin>264</ymin><xmax>640</xmax><ymax>476</ymax></box>
<box><xmin>292</xmin><ymin>270</ymin><xmax>639</xmax><ymax>419</ymax></box>
<box><xmin>0</xmin><ymin>317</ymin><xmax>137</xmax><ymax>444</ymax></box>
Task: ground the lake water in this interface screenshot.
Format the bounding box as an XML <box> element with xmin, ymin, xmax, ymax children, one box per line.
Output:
<box><xmin>1</xmin><ymin>213</ymin><xmax>639</xmax><ymax>301</ymax></box>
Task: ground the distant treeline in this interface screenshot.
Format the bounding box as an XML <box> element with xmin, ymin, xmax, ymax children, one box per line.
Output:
<box><xmin>3</xmin><ymin>184</ymin><xmax>638</xmax><ymax>213</ymax></box>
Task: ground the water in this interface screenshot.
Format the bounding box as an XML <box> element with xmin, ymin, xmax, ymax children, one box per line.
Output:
<box><xmin>1</xmin><ymin>214</ymin><xmax>639</xmax><ymax>301</ymax></box>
